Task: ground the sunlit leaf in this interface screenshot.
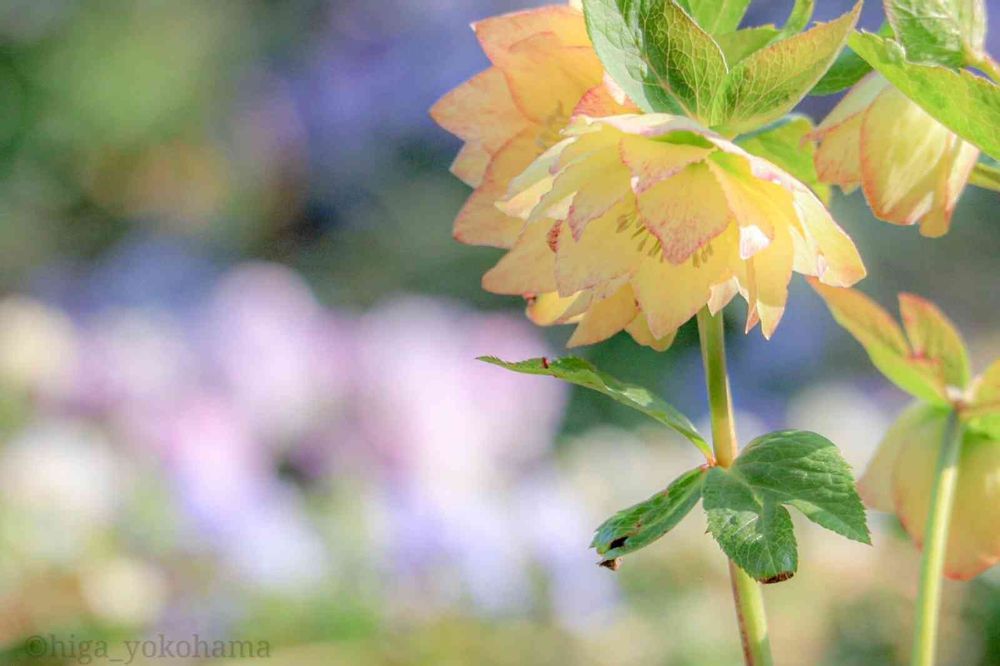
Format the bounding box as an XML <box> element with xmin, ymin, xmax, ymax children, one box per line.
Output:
<box><xmin>809</xmin><ymin>280</ymin><xmax>949</xmax><ymax>405</ymax></box>
<box><xmin>967</xmin><ymin>359</ymin><xmax>1000</xmax><ymax>438</ymax></box>
<box><xmin>715</xmin><ymin>3</ymin><xmax>861</xmax><ymax>133</ymax></box>
<box><xmin>675</xmin><ymin>0</ymin><xmax>750</xmax><ymax>34</ymax></box>
<box><xmin>715</xmin><ymin>26</ymin><xmax>779</xmax><ymax>65</ymax></box>
<box><xmin>810</xmin><ymin>45</ymin><xmax>873</xmax><ymax>95</ymax></box>
<box><xmin>479</xmin><ymin>356</ymin><xmax>711</xmax><ymax>457</ymax></box>
<box><xmin>778</xmin><ymin>0</ymin><xmax>815</xmax><ymax>38</ymax></box>
<box><xmin>884</xmin><ymin>0</ymin><xmax>986</xmax><ymax>67</ymax></box>
<box><xmin>898</xmin><ymin>293</ymin><xmax>971</xmax><ymax>389</ymax></box>
<box><xmin>583</xmin><ymin>0</ymin><xmax>728</xmax><ymax>119</ymax></box>
<box><xmin>849</xmin><ymin>31</ymin><xmax>1000</xmax><ymax>160</ymax></box>
<box><xmin>591</xmin><ymin>466</ymin><xmax>706</xmax><ymax>565</ymax></box>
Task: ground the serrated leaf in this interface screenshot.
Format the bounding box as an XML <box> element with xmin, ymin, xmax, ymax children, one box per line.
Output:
<box><xmin>582</xmin><ymin>0</ymin><xmax>729</xmax><ymax>119</ymax></box>
<box><xmin>704</xmin><ymin>430</ymin><xmax>870</xmax><ymax>582</ymax></box>
<box><xmin>716</xmin><ymin>26</ymin><xmax>779</xmax><ymax>65</ymax></box>
<box><xmin>480</xmin><ymin>356</ymin><xmax>711</xmax><ymax>457</ymax></box>
<box><xmin>591</xmin><ymin>466</ymin><xmax>706</xmax><ymax>563</ymax></box>
<box><xmin>704</xmin><ymin>467</ymin><xmax>798</xmax><ymax>583</ymax></box>
<box><xmin>849</xmin><ymin>31</ymin><xmax>1000</xmax><ymax>160</ymax></box>
<box><xmin>737</xmin><ymin>114</ymin><xmax>831</xmax><ymax>203</ymax></box>
<box><xmin>885</xmin><ymin>0</ymin><xmax>986</xmax><ymax>67</ymax></box>
<box><xmin>809</xmin><ymin>280</ymin><xmax>950</xmax><ymax>405</ymax></box>
<box><xmin>969</xmin><ymin>159</ymin><xmax>1000</xmax><ymax>192</ymax></box>
<box><xmin>732</xmin><ymin>431</ymin><xmax>871</xmax><ymax>544</ymax></box>
<box><xmin>898</xmin><ymin>293</ymin><xmax>971</xmax><ymax>389</ymax></box>
<box><xmin>810</xmin><ymin>45</ymin><xmax>873</xmax><ymax>95</ymax></box>
<box><xmin>675</xmin><ymin>0</ymin><xmax>750</xmax><ymax>34</ymax></box>
<box><xmin>715</xmin><ymin>3</ymin><xmax>861</xmax><ymax>134</ymax></box>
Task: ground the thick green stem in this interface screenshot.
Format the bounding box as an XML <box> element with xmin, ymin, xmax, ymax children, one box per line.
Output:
<box><xmin>911</xmin><ymin>414</ymin><xmax>964</xmax><ymax>666</ymax></box>
<box><xmin>696</xmin><ymin>307</ymin><xmax>773</xmax><ymax>666</ymax></box>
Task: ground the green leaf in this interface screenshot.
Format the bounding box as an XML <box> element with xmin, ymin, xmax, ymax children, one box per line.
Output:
<box><xmin>591</xmin><ymin>466</ymin><xmax>706</xmax><ymax>564</ymax></box>
<box><xmin>674</xmin><ymin>0</ymin><xmax>750</xmax><ymax>34</ymax></box>
<box><xmin>969</xmin><ymin>158</ymin><xmax>1000</xmax><ymax>192</ymax></box>
<box><xmin>480</xmin><ymin>356</ymin><xmax>711</xmax><ymax>458</ymax></box>
<box><xmin>715</xmin><ymin>3</ymin><xmax>861</xmax><ymax>134</ymax></box>
<box><xmin>583</xmin><ymin>0</ymin><xmax>729</xmax><ymax>119</ymax></box>
<box><xmin>715</xmin><ymin>26</ymin><xmax>779</xmax><ymax>65</ymax></box>
<box><xmin>737</xmin><ymin>114</ymin><xmax>831</xmax><ymax>203</ymax></box>
<box><xmin>810</xmin><ymin>45</ymin><xmax>873</xmax><ymax>95</ymax></box>
<box><xmin>884</xmin><ymin>0</ymin><xmax>986</xmax><ymax>67</ymax></box>
<box><xmin>778</xmin><ymin>0</ymin><xmax>816</xmax><ymax>38</ymax></box>
<box><xmin>704</xmin><ymin>430</ymin><xmax>871</xmax><ymax>582</ymax></box>
<box><xmin>809</xmin><ymin>280</ymin><xmax>950</xmax><ymax>405</ymax></box>
<box><xmin>849</xmin><ymin>31</ymin><xmax>1000</xmax><ymax>160</ymax></box>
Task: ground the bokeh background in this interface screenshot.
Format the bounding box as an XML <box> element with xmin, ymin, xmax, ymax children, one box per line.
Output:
<box><xmin>0</xmin><ymin>1</ymin><xmax>998</xmax><ymax>664</ymax></box>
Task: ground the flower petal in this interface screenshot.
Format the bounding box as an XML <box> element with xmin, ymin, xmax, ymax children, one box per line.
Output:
<box><xmin>555</xmin><ymin>201</ymin><xmax>640</xmax><ymax>296</ymax></box>
<box><xmin>636</xmin><ymin>162</ymin><xmax>733</xmax><ymax>265</ymax></box>
<box><xmin>430</xmin><ymin>67</ymin><xmax>529</xmax><ymax>155</ymax></box>
<box><xmin>919</xmin><ymin>138</ymin><xmax>979</xmax><ymax>238</ymax></box>
<box><xmin>620</xmin><ymin>133</ymin><xmax>713</xmax><ymax>193</ymax></box>
<box><xmin>456</xmin><ymin>129</ymin><xmax>551</xmax><ymax>247</ymax></box>
<box><xmin>792</xmin><ymin>191</ymin><xmax>866</xmax><ymax>287</ymax></box>
<box><xmin>893</xmin><ymin>425</ymin><xmax>1000</xmax><ymax>580</ymax></box>
<box><xmin>567</xmin><ymin>284</ymin><xmax>639</xmax><ymax>347</ymax></box>
<box><xmin>631</xmin><ymin>224</ymin><xmax>739</xmax><ymax>338</ymax></box>
<box><xmin>626</xmin><ymin>312</ymin><xmax>676</xmax><ymax>351</ymax></box>
<box><xmin>858</xmin><ymin>403</ymin><xmax>942</xmax><ymax>513</ymax></box>
<box><xmin>860</xmin><ymin>86</ymin><xmax>953</xmax><ymax>225</ymax></box>
<box><xmin>482</xmin><ymin>220</ymin><xmax>557</xmax><ymax>295</ymax></box>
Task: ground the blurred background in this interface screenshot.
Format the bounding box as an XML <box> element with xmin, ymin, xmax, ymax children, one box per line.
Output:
<box><xmin>0</xmin><ymin>1</ymin><xmax>997</xmax><ymax>664</ymax></box>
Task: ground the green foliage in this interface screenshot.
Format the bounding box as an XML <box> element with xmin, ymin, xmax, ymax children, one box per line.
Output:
<box><xmin>849</xmin><ymin>32</ymin><xmax>1000</xmax><ymax>160</ymax></box>
<box><xmin>884</xmin><ymin>0</ymin><xmax>986</xmax><ymax>67</ymax></box>
<box><xmin>737</xmin><ymin>115</ymin><xmax>831</xmax><ymax>203</ymax></box>
<box><xmin>675</xmin><ymin>0</ymin><xmax>750</xmax><ymax>34</ymax></box>
<box><xmin>715</xmin><ymin>4</ymin><xmax>861</xmax><ymax>134</ymax></box>
<box><xmin>810</xmin><ymin>46</ymin><xmax>873</xmax><ymax>95</ymax></box>
<box><xmin>583</xmin><ymin>0</ymin><xmax>860</xmax><ymax>134</ymax></box>
<box><xmin>479</xmin><ymin>356</ymin><xmax>711</xmax><ymax>458</ymax></box>
<box><xmin>778</xmin><ymin>0</ymin><xmax>816</xmax><ymax>38</ymax></box>
<box><xmin>703</xmin><ymin>431</ymin><xmax>870</xmax><ymax>582</ymax></box>
<box><xmin>582</xmin><ymin>0</ymin><xmax>726</xmax><ymax>119</ymax></box>
<box><xmin>715</xmin><ymin>26</ymin><xmax>780</xmax><ymax>65</ymax></box>
<box><xmin>591</xmin><ymin>466</ymin><xmax>706</xmax><ymax>564</ymax></box>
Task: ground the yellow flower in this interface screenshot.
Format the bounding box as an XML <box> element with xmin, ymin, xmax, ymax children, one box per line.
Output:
<box><xmin>486</xmin><ymin>115</ymin><xmax>866</xmax><ymax>347</ymax></box>
<box><xmin>429</xmin><ymin>3</ymin><xmax>631</xmax><ymax>249</ymax></box>
<box><xmin>859</xmin><ymin>404</ymin><xmax>1000</xmax><ymax>580</ymax></box>
<box><xmin>810</xmin><ymin>74</ymin><xmax>979</xmax><ymax>237</ymax></box>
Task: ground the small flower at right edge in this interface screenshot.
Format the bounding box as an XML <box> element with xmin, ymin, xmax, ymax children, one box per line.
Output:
<box><xmin>810</xmin><ymin>279</ymin><xmax>1000</xmax><ymax>580</ymax></box>
<box><xmin>809</xmin><ymin>73</ymin><xmax>980</xmax><ymax>238</ymax></box>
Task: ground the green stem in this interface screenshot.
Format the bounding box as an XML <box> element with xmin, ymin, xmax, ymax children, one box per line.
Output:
<box><xmin>696</xmin><ymin>307</ymin><xmax>773</xmax><ymax>666</ymax></box>
<box><xmin>911</xmin><ymin>413</ymin><xmax>964</xmax><ymax>666</ymax></box>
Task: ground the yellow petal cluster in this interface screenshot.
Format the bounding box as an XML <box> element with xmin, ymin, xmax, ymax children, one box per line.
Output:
<box><xmin>488</xmin><ymin>115</ymin><xmax>866</xmax><ymax>347</ymax></box>
<box><xmin>429</xmin><ymin>4</ymin><xmax>630</xmax><ymax>249</ymax></box>
<box><xmin>811</xmin><ymin>74</ymin><xmax>979</xmax><ymax>237</ymax></box>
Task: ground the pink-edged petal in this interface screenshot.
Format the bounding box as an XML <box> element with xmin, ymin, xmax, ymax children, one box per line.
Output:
<box><xmin>636</xmin><ymin>162</ymin><xmax>733</xmax><ymax>265</ymax></box>
<box><xmin>482</xmin><ymin>220</ymin><xmax>557</xmax><ymax>295</ymax></box>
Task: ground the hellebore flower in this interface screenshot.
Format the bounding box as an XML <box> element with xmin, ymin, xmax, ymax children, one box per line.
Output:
<box><xmin>484</xmin><ymin>114</ymin><xmax>866</xmax><ymax>348</ymax></box>
<box><xmin>810</xmin><ymin>74</ymin><xmax>980</xmax><ymax>237</ymax></box>
<box><xmin>430</xmin><ymin>3</ymin><xmax>630</xmax><ymax>249</ymax></box>
<box><xmin>811</xmin><ymin>283</ymin><xmax>1000</xmax><ymax>579</ymax></box>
